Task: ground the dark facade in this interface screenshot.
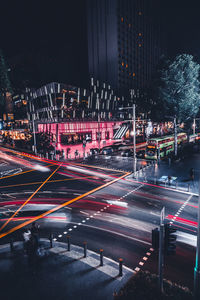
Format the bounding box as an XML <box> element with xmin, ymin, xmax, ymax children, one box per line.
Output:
<box><xmin>87</xmin><ymin>0</ymin><xmax>163</xmax><ymax>92</ymax></box>
<box><xmin>26</xmin><ymin>81</ymin><xmax>122</xmax><ymax>127</ymax></box>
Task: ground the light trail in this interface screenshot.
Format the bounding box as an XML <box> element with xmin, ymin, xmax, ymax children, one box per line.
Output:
<box><xmin>0</xmin><ymin>164</ymin><xmax>62</xmax><ymax>232</ymax></box>
<box><xmin>0</xmin><ymin>168</ymin><xmax>36</xmax><ymax>180</ymax></box>
<box><xmin>0</xmin><ymin>175</ymin><xmax>100</xmax><ymax>190</ymax></box>
<box><xmin>125</xmin><ymin>177</ymin><xmax>198</xmax><ymax>196</ymax></box>
<box><xmin>166</xmin><ymin>214</ymin><xmax>197</xmax><ymax>227</ymax></box>
<box><xmin>0</xmin><ymin>171</ymin><xmax>130</xmax><ymax>239</ymax></box>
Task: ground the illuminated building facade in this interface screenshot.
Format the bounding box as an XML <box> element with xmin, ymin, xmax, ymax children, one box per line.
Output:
<box><xmin>27</xmin><ymin>82</ymin><xmax>123</xmax><ymax>154</ymax></box>
<box><xmin>87</xmin><ymin>0</ymin><xmax>162</xmax><ymax>92</ymax></box>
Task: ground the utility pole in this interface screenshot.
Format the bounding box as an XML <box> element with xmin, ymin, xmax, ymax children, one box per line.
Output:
<box><xmin>119</xmin><ymin>105</ymin><xmax>137</xmax><ymax>176</ymax></box>
<box><xmin>158</xmin><ymin>207</ymin><xmax>165</xmax><ymax>293</ymax></box>
<box><xmin>174</xmin><ymin>116</ymin><xmax>177</xmax><ymax>157</ymax></box>
<box><xmin>98</xmin><ymin>112</ymin><xmax>101</xmax><ymax>152</ymax></box>
<box><xmin>32</xmin><ymin>104</ymin><xmax>37</xmax><ymax>154</ymax></box>
<box><xmin>194</xmin><ymin>177</ymin><xmax>200</xmax><ymax>299</ymax></box>
<box><xmin>133</xmin><ymin>104</ymin><xmax>137</xmax><ymax>176</ymax></box>
<box><xmin>193</xmin><ymin>118</ymin><xmax>196</xmax><ymax>135</ymax></box>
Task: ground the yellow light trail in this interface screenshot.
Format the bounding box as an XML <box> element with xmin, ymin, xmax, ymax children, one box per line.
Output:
<box><xmin>0</xmin><ymin>171</ymin><xmax>130</xmax><ymax>239</ymax></box>
<box><xmin>0</xmin><ymin>174</ymin><xmax>111</xmax><ymax>190</ymax></box>
<box><xmin>0</xmin><ymin>164</ymin><xmax>62</xmax><ymax>232</ymax></box>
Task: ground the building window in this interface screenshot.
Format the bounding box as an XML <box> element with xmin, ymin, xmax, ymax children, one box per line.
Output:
<box><xmin>139</xmin><ymin>33</ymin><xmax>142</xmax><ymax>36</ymax></box>
<box><xmin>139</xmin><ymin>44</ymin><xmax>142</xmax><ymax>47</ymax></box>
<box><xmin>138</xmin><ymin>11</ymin><xmax>142</xmax><ymax>16</ymax></box>
<box><xmin>133</xmin><ymin>73</ymin><xmax>136</xmax><ymax>77</ymax></box>
<box><xmin>122</xmin><ymin>61</ymin><xmax>124</xmax><ymax>67</ymax></box>
<box><xmin>126</xmin><ymin>64</ymin><xmax>128</xmax><ymax>68</ymax></box>
<box><xmin>121</xmin><ymin>17</ymin><xmax>124</xmax><ymax>22</ymax></box>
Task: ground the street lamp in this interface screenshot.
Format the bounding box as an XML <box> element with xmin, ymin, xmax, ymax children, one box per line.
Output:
<box><xmin>194</xmin><ymin>176</ymin><xmax>200</xmax><ymax>299</ymax></box>
<box><xmin>119</xmin><ymin>104</ymin><xmax>137</xmax><ymax>176</ymax></box>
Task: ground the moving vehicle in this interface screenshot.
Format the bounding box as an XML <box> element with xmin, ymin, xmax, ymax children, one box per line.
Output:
<box><xmin>145</xmin><ymin>133</ymin><xmax>187</xmax><ymax>159</ymax></box>
<box><xmin>90</xmin><ymin>148</ymin><xmax>99</xmax><ymax>155</ymax></box>
<box><xmin>121</xmin><ymin>149</ymin><xmax>133</xmax><ymax>157</ymax></box>
<box><xmin>101</xmin><ymin>147</ymin><xmax>114</xmax><ymax>155</ymax></box>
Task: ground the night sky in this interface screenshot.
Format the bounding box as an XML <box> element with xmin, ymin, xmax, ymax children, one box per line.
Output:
<box><xmin>1</xmin><ymin>0</ymin><xmax>200</xmax><ymax>89</ymax></box>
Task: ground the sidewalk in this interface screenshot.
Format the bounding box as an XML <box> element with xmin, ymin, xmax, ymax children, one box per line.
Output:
<box><xmin>135</xmin><ymin>154</ymin><xmax>200</xmax><ymax>194</ymax></box>
<box><xmin>0</xmin><ymin>239</ymin><xmax>134</xmax><ymax>300</ymax></box>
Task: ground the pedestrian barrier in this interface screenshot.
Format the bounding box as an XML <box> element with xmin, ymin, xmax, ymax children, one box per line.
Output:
<box><xmin>83</xmin><ymin>241</ymin><xmax>87</xmax><ymax>258</ymax></box>
<box><xmin>119</xmin><ymin>258</ymin><xmax>123</xmax><ymax>276</ymax></box>
<box><xmin>67</xmin><ymin>235</ymin><xmax>70</xmax><ymax>251</ymax></box>
<box><xmin>49</xmin><ymin>233</ymin><xmax>53</xmax><ymax>248</ymax></box>
<box><xmin>100</xmin><ymin>249</ymin><xmax>104</xmax><ymax>266</ymax></box>
<box><xmin>6</xmin><ymin>236</ymin><xmax>127</xmax><ymax>280</ymax></box>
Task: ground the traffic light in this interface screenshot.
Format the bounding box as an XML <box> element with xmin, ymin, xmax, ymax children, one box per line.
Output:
<box><xmin>152</xmin><ymin>227</ymin><xmax>159</xmax><ymax>250</ymax></box>
<box><xmin>164</xmin><ymin>224</ymin><xmax>177</xmax><ymax>255</ymax></box>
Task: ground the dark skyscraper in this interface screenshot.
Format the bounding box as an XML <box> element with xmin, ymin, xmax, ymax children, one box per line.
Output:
<box><xmin>87</xmin><ymin>0</ymin><xmax>163</xmax><ymax>92</ymax></box>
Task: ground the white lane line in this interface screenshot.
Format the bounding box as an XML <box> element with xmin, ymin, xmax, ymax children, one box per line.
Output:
<box><xmin>169</xmin><ymin>194</ymin><xmax>193</xmax><ymax>226</ymax></box>
<box><xmin>64</xmin><ymin>222</ymin><xmax>151</xmax><ymax>246</ymax></box>
<box><xmin>135</xmin><ymin>193</ymin><xmax>194</xmax><ymax>275</ymax></box>
<box><xmin>80</xmin><ymin>211</ymin><xmax>89</xmax><ymax>215</ymax></box>
<box><xmin>135</xmin><ymin>267</ymin><xmax>140</xmax><ymax>272</ymax></box>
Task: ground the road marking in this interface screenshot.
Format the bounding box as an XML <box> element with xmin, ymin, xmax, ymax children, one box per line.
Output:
<box><xmin>126</xmin><ymin>177</ymin><xmax>198</xmax><ymax>196</ymax></box>
<box><xmin>167</xmin><ymin>194</ymin><xmax>193</xmax><ymax>227</ymax></box>
<box><xmin>0</xmin><ymin>171</ymin><xmax>129</xmax><ymax>239</ymax></box>
<box><xmin>0</xmin><ymin>164</ymin><xmax>62</xmax><ymax>232</ymax></box>
<box><xmin>134</xmin><ymin>194</ymin><xmax>193</xmax><ymax>274</ymax></box>
<box><xmin>0</xmin><ymin>168</ymin><xmax>35</xmax><ymax>180</ymax></box>
<box><xmin>1</xmin><ymin>193</ymin><xmax>16</xmax><ymax>199</ymax></box>
<box><xmin>61</xmin><ymin>222</ymin><xmax>151</xmax><ymax>246</ymax></box>
<box><xmin>80</xmin><ymin>211</ymin><xmax>89</xmax><ymax>215</ymax></box>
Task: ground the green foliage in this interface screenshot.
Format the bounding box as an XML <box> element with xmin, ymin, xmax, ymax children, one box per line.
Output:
<box><xmin>114</xmin><ymin>271</ymin><xmax>193</xmax><ymax>300</ymax></box>
<box><xmin>158</xmin><ymin>54</ymin><xmax>200</xmax><ymax>122</ymax></box>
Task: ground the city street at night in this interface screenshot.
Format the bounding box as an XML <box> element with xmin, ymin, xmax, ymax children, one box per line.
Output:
<box><xmin>1</xmin><ymin>0</ymin><xmax>200</xmax><ymax>298</ymax></box>
<box><xmin>0</xmin><ymin>146</ymin><xmax>198</xmax><ymax>297</ymax></box>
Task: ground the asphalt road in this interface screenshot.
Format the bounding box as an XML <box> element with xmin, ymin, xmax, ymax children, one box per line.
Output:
<box><xmin>0</xmin><ymin>146</ymin><xmax>198</xmax><ymax>290</ymax></box>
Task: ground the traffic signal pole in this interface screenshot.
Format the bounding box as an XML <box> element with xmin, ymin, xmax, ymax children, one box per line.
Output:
<box><xmin>194</xmin><ymin>178</ymin><xmax>200</xmax><ymax>299</ymax></box>
<box><xmin>133</xmin><ymin>104</ymin><xmax>137</xmax><ymax>177</ymax></box>
<box><xmin>98</xmin><ymin>112</ymin><xmax>101</xmax><ymax>152</ymax></box>
<box><xmin>158</xmin><ymin>207</ymin><xmax>165</xmax><ymax>293</ymax></box>
<box><xmin>174</xmin><ymin>117</ymin><xmax>177</xmax><ymax>157</ymax></box>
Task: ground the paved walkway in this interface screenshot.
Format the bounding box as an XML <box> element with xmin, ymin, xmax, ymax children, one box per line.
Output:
<box><xmin>135</xmin><ymin>154</ymin><xmax>200</xmax><ymax>194</ymax></box>
<box><xmin>0</xmin><ymin>239</ymin><xmax>134</xmax><ymax>300</ymax></box>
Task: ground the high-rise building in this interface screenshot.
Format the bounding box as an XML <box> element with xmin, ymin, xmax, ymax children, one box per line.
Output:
<box><xmin>87</xmin><ymin>0</ymin><xmax>163</xmax><ymax>93</ymax></box>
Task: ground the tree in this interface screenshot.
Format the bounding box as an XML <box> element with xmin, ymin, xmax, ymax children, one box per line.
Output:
<box><xmin>158</xmin><ymin>54</ymin><xmax>200</xmax><ymax>123</ymax></box>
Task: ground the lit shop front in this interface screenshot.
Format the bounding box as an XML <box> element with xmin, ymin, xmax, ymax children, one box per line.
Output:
<box><xmin>38</xmin><ymin>121</ymin><xmax>122</xmax><ymax>148</ymax></box>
